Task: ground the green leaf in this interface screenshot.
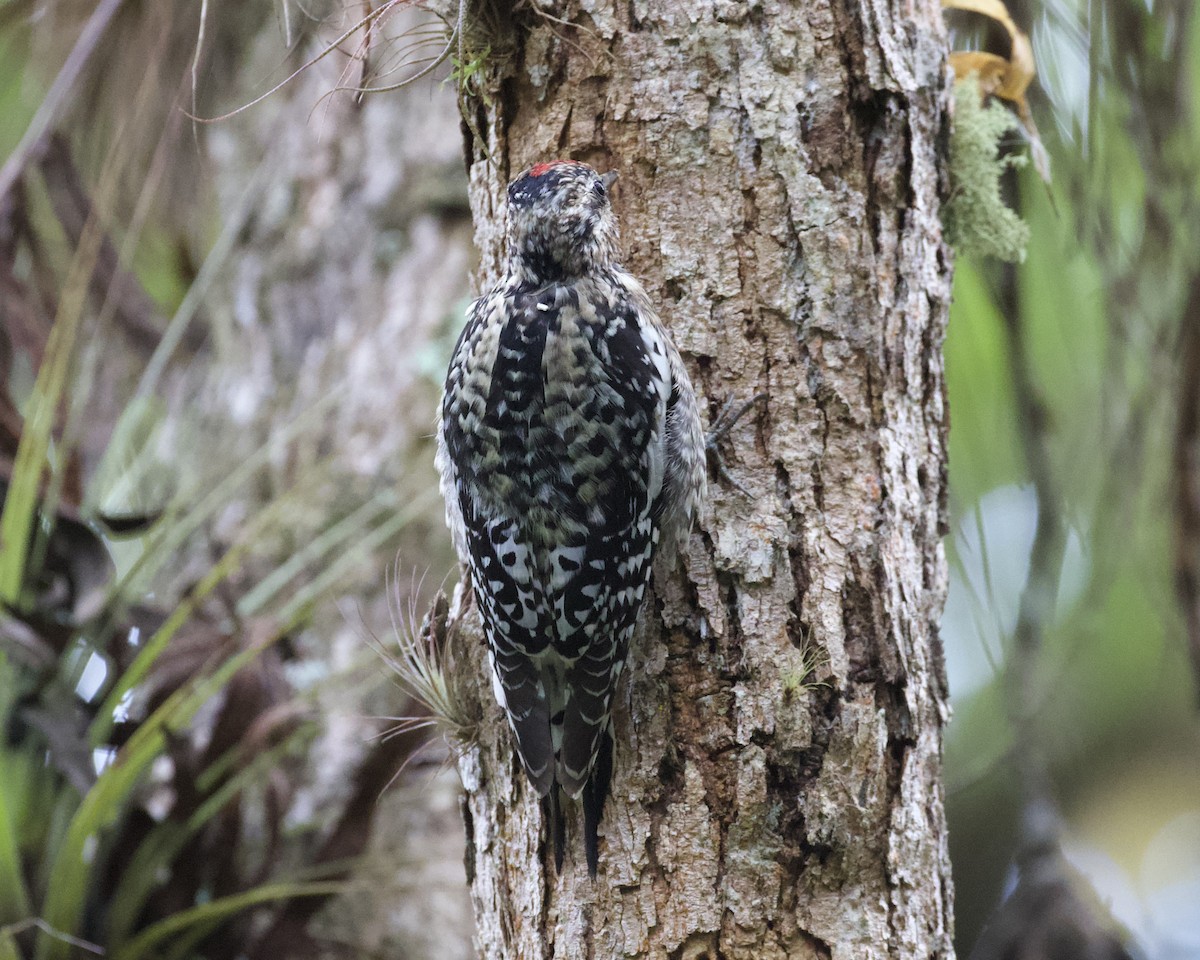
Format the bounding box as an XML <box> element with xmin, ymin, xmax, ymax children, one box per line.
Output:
<box><xmin>945</xmin><ymin>260</ymin><xmax>1023</xmax><ymax>505</ymax></box>
<box><xmin>0</xmin><ymin>217</ymin><xmax>101</xmax><ymax>606</ymax></box>
<box><xmin>35</xmin><ymin>633</ymin><xmax>279</xmax><ymax>960</ymax></box>
<box><xmin>236</xmin><ymin>486</ymin><xmax>399</xmax><ymax>617</ymax></box>
<box><xmin>105</xmin><ymin>726</ymin><xmax>313</xmax><ymax>947</ymax></box>
<box><xmin>274</xmin><ymin>485</ymin><xmax>440</xmax><ymax>630</ymax></box>
<box><xmin>112</xmin><ymin>881</ymin><xmax>344</xmax><ymax>960</ymax></box>
<box><xmin>0</xmin><ymin>749</ymin><xmax>32</xmax><ymax>925</ymax></box>
<box><xmin>98</xmin><ymin>392</ymin><xmax>339</xmax><ymax>642</ymax></box>
<box><xmin>89</xmin><ymin>473</ymin><xmax>320</xmax><ymax>748</ymax></box>
<box><xmin>0</xmin><ymin>927</ymin><xmax>20</xmax><ymax>960</ymax></box>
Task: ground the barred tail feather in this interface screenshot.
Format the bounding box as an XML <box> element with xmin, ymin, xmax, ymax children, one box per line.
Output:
<box><xmin>490</xmin><ymin>648</ymin><xmax>555</xmax><ymax>796</ymax></box>
<box><xmin>582</xmin><ymin>727</ymin><xmax>614</xmax><ymax>879</ymax></box>
<box><xmin>542</xmin><ymin>786</ymin><xmax>566</xmax><ymax>873</ymax></box>
<box><xmin>556</xmin><ymin>646</ymin><xmax>622</xmax><ymax>796</ymax></box>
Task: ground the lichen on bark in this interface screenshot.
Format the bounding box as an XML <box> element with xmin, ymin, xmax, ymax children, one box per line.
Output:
<box><xmin>444</xmin><ymin>1</ymin><xmax>957</xmax><ymax>956</ymax></box>
<box><xmin>943</xmin><ymin>76</ymin><xmax>1030</xmax><ymax>263</ymax></box>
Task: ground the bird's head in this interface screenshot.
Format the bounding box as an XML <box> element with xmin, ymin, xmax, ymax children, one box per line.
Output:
<box><xmin>506</xmin><ymin>160</ymin><xmax>620</xmax><ymax>282</ymax></box>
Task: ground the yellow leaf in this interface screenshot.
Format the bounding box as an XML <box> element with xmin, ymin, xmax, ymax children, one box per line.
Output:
<box><xmin>942</xmin><ymin>0</ymin><xmax>1049</xmax><ymax>182</ymax></box>
<box><xmin>948</xmin><ymin>51</ymin><xmax>1013</xmax><ymax>95</ymax></box>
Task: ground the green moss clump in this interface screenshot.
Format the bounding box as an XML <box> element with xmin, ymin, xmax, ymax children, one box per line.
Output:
<box><xmin>944</xmin><ymin>76</ymin><xmax>1031</xmax><ymax>263</ymax></box>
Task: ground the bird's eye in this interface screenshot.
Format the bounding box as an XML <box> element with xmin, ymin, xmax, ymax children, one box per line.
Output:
<box><xmin>592</xmin><ymin>179</ymin><xmax>606</xmax><ymax>199</ymax></box>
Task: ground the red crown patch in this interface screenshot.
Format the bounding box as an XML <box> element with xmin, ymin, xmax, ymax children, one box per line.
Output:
<box><xmin>528</xmin><ymin>159</ymin><xmax>579</xmax><ymax>177</ymax></box>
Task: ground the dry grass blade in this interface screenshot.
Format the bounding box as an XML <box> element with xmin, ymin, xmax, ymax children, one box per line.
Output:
<box><xmin>0</xmin><ymin>919</ymin><xmax>102</xmax><ymax>956</ymax></box>
<box><xmin>357</xmin><ymin>566</ymin><xmax>477</xmax><ymax>746</ymax></box>
<box><xmin>186</xmin><ymin>0</ymin><xmax>420</xmax><ymax>123</ymax></box>
<box><xmin>365</xmin><ymin>25</ymin><xmax>448</xmax><ymax>83</ymax></box>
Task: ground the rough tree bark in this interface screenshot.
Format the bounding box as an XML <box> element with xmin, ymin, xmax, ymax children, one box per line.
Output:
<box><xmin>448</xmin><ymin>1</ymin><xmax>955</xmax><ymax>957</ymax></box>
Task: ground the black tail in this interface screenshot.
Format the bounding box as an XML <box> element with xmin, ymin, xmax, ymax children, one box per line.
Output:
<box><xmin>543</xmin><ymin>786</ymin><xmax>566</xmax><ymax>872</ymax></box>
<box><xmin>581</xmin><ymin>727</ymin><xmax>614</xmax><ymax>879</ymax></box>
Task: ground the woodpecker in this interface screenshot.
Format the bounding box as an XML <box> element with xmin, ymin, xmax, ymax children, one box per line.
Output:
<box><xmin>436</xmin><ymin>159</ymin><xmax>705</xmax><ymax>876</ymax></box>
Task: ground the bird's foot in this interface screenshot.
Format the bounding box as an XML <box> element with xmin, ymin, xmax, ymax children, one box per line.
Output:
<box><xmin>705</xmin><ymin>392</ymin><xmax>767</xmax><ymax>495</ymax></box>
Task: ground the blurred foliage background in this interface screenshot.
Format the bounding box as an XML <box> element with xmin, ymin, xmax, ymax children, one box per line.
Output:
<box><xmin>0</xmin><ymin>0</ymin><xmax>1197</xmax><ymax>957</ymax></box>
<box><xmin>944</xmin><ymin>0</ymin><xmax>1200</xmax><ymax>955</ymax></box>
<box><xmin>0</xmin><ymin>1</ymin><xmax>473</xmax><ymax>957</ymax></box>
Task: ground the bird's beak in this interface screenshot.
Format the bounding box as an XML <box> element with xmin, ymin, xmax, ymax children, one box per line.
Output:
<box><xmin>601</xmin><ymin>170</ymin><xmax>619</xmax><ymax>190</ymax></box>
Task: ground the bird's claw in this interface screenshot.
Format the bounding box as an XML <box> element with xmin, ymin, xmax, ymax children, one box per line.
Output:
<box><xmin>705</xmin><ymin>392</ymin><xmax>766</xmax><ymax>495</ymax></box>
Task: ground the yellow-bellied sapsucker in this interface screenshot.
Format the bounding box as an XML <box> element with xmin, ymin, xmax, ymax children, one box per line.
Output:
<box><xmin>436</xmin><ymin>159</ymin><xmax>705</xmax><ymax>876</ymax></box>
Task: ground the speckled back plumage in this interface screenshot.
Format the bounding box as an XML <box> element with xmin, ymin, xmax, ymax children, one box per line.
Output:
<box><xmin>436</xmin><ymin>160</ymin><xmax>704</xmax><ymax>875</ymax></box>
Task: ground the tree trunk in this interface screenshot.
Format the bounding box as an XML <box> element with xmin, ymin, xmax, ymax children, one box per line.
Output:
<box><xmin>449</xmin><ymin>1</ymin><xmax>955</xmax><ymax>957</ymax></box>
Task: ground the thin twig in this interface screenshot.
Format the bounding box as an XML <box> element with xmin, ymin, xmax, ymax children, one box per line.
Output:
<box><xmin>998</xmin><ymin>258</ymin><xmax>1066</xmax><ymax>824</ymax></box>
<box><xmin>191</xmin><ymin>0</ymin><xmax>210</xmax><ymax>146</ymax></box>
<box><xmin>184</xmin><ymin>0</ymin><xmax>406</xmax><ymax>123</ymax></box>
<box><xmin>0</xmin><ymin>0</ymin><xmax>125</xmax><ymax>202</ymax></box>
